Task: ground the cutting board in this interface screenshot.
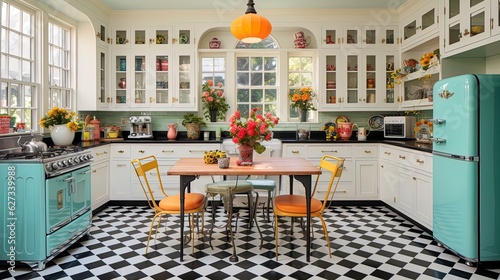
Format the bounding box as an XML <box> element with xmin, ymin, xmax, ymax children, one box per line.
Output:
<box><xmin>100</xmin><ymin>137</ymin><xmax>124</xmax><ymax>142</ymax></box>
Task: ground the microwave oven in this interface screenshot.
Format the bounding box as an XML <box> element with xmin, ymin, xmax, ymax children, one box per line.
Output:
<box><xmin>383</xmin><ymin>116</ymin><xmax>416</xmax><ymax>139</ymax></box>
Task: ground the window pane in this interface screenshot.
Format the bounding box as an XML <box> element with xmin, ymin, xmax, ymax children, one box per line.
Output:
<box><xmin>301</xmin><ymin>73</ymin><xmax>313</xmax><ymax>85</ymax></box>
<box><xmin>265</xmin><ymin>89</ymin><xmax>277</xmax><ymax>102</ymax></box>
<box><xmin>1</xmin><ymin>28</ymin><xmax>5</xmax><ymax>52</ymax></box>
<box><xmin>22</xmin><ymin>11</ymin><xmax>32</xmax><ymax>36</ymax></box>
<box><xmin>301</xmin><ymin>57</ymin><xmax>313</xmax><ymax>71</ymax></box>
<box><xmin>214</xmin><ymin>57</ymin><xmax>225</xmax><ymax>71</ymax></box>
<box><xmin>250</xmin><ymin>57</ymin><xmax>263</xmax><ymax>71</ymax></box>
<box><xmin>237</xmin><ymin>88</ymin><xmax>249</xmax><ymax>102</ymax></box>
<box><xmin>251</xmin><ymin>89</ymin><xmax>263</xmax><ymax>102</ymax></box>
<box><xmin>0</xmin><ymin>82</ymin><xmax>7</xmax><ymax>107</ymax></box>
<box><xmin>250</xmin><ymin>72</ymin><xmax>262</xmax><ymax>86</ymax></box>
<box><xmin>1</xmin><ymin>3</ymin><xmax>7</xmax><ymax>26</ymax></box>
<box><xmin>1</xmin><ymin>54</ymin><xmax>6</xmax><ymax>78</ymax></box>
<box><xmin>201</xmin><ymin>57</ymin><xmax>213</xmax><ymax>71</ymax></box>
<box><xmin>22</xmin><ymin>60</ymin><xmax>31</xmax><ymax>82</ymax></box>
<box><xmin>264</xmin><ymin>72</ymin><xmax>276</xmax><ymax>85</ymax></box>
<box><xmin>264</xmin><ymin>57</ymin><xmax>276</xmax><ymax>71</ymax></box>
<box><xmin>9</xmin><ymin>31</ymin><xmax>20</xmax><ymax>56</ymax></box>
<box><xmin>10</xmin><ymin>6</ymin><xmax>21</xmax><ymax>32</ymax></box>
<box><xmin>22</xmin><ymin>35</ymin><xmax>31</xmax><ymax>59</ymax></box>
<box><xmin>10</xmin><ymin>83</ymin><xmax>19</xmax><ymax>107</ymax></box>
<box><xmin>289</xmin><ymin>57</ymin><xmax>300</xmax><ymax>71</ymax></box>
<box><xmin>9</xmin><ymin>56</ymin><xmax>20</xmax><ymax>80</ymax></box>
<box><xmin>24</xmin><ymin>85</ymin><xmax>32</xmax><ymax>107</ymax></box>
<box><xmin>289</xmin><ymin>73</ymin><xmax>300</xmax><ymax>86</ymax></box>
<box><xmin>237</xmin><ymin>72</ymin><xmax>249</xmax><ymax>86</ymax></box>
<box><xmin>237</xmin><ymin>104</ymin><xmax>249</xmax><ymax>117</ymax></box>
<box><xmin>237</xmin><ymin>57</ymin><xmax>249</xmax><ymax>71</ymax></box>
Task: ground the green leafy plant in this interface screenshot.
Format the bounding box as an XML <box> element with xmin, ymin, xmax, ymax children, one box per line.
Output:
<box><xmin>181</xmin><ymin>113</ymin><xmax>207</xmax><ymax>127</ymax></box>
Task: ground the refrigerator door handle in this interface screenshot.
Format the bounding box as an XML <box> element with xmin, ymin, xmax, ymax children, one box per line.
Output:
<box><xmin>430</xmin><ymin>137</ymin><xmax>446</xmax><ymax>144</ymax></box>
<box><xmin>433</xmin><ymin>150</ymin><xmax>479</xmax><ymax>162</ymax></box>
<box><xmin>429</xmin><ymin>119</ymin><xmax>446</xmax><ymax>125</ymax></box>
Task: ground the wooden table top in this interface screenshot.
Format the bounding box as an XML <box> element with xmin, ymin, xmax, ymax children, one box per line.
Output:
<box><xmin>167</xmin><ymin>157</ymin><xmax>321</xmax><ymax>176</ymax></box>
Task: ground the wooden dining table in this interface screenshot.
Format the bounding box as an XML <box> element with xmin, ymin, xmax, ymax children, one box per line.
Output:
<box><xmin>167</xmin><ymin>156</ymin><xmax>322</xmax><ymax>262</ymax></box>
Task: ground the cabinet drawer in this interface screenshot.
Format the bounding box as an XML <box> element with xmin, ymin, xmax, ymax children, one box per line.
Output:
<box><xmin>283</xmin><ymin>144</ymin><xmax>307</xmax><ymax>158</ymax></box>
<box><xmin>110</xmin><ymin>144</ymin><xmax>131</xmax><ymax>158</ymax></box>
<box><xmin>307</xmin><ymin>145</ymin><xmax>352</xmax><ymax>158</ymax></box>
<box><xmin>353</xmin><ymin>145</ymin><xmax>378</xmax><ymax>158</ymax></box>
<box><xmin>393</xmin><ymin>149</ymin><xmax>432</xmax><ymax>174</ymax></box>
<box><xmin>90</xmin><ymin>145</ymin><xmax>110</xmax><ymax>162</ymax></box>
<box><xmin>380</xmin><ymin>145</ymin><xmax>399</xmax><ymax>162</ymax></box>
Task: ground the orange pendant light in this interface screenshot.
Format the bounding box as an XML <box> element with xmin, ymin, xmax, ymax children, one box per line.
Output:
<box><xmin>230</xmin><ymin>0</ymin><xmax>272</xmax><ymax>43</ymax></box>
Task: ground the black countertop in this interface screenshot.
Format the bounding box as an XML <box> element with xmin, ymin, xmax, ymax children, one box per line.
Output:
<box><xmin>69</xmin><ymin>130</ymin><xmax>432</xmax><ymax>154</ymax></box>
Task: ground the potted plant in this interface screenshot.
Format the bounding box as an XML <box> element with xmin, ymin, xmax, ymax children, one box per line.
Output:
<box><xmin>181</xmin><ymin>113</ymin><xmax>207</xmax><ymax>140</ymax></box>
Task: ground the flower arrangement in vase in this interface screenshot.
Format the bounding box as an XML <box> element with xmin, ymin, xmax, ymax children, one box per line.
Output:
<box><xmin>201</xmin><ymin>80</ymin><xmax>229</xmax><ymax>122</ymax></box>
<box><xmin>39</xmin><ymin>107</ymin><xmax>83</xmax><ymax>146</ymax></box>
<box><xmin>229</xmin><ymin>108</ymin><xmax>279</xmax><ymax>165</ymax></box>
<box><xmin>289</xmin><ymin>87</ymin><xmax>317</xmax><ymax>122</ymax></box>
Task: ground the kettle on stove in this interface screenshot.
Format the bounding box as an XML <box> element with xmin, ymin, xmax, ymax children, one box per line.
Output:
<box><xmin>18</xmin><ymin>136</ymin><xmax>48</xmax><ymax>153</ymax></box>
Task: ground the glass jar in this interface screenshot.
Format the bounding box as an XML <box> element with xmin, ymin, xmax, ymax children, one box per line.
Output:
<box><xmin>82</xmin><ymin>125</ymin><xmax>95</xmax><ymax>142</ymax></box>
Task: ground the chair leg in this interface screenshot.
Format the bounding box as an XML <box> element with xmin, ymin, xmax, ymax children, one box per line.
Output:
<box><xmin>145</xmin><ymin>213</ymin><xmax>162</xmax><ymax>255</ymax></box>
<box><xmin>274</xmin><ymin>213</ymin><xmax>280</xmax><ymax>261</ymax></box>
<box><xmin>319</xmin><ymin>216</ymin><xmax>332</xmax><ymax>258</ymax></box>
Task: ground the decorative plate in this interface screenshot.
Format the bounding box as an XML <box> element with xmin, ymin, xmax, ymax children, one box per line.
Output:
<box><xmin>414</xmin><ymin>119</ymin><xmax>433</xmax><ymax>143</ymax></box>
<box><xmin>368</xmin><ymin>115</ymin><xmax>384</xmax><ymax>131</ymax></box>
<box><xmin>179</xmin><ymin>33</ymin><xmax>189</xmax><ymax>44</ymax></box>
<box><xmin>335</xmin><ymin>115</ymin><xmax>349</xmax><ymax>124</ymax></box>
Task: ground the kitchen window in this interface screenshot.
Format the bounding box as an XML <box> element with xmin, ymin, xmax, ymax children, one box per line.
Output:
<box><xmin>288</xmin><ymin>55</ymin><xmax>314</xmax><ymax>120</ymax></box>
<box><xmin>48</xmin><ymin>21</ymin><xmax>72</xmax><ymax>109</ymax></box>
<box><xmin>0</xmin><ymin>0</ymin><xmax>37</xmax><ymax>129</ymax></box>
<box><xmin>235</xmin><ymin>55</ymin><xmax>278</xmax><ymax>117</ymax></box>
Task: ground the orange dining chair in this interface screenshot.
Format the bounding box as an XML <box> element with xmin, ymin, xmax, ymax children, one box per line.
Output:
<box><xmin>273</xmin><ymin>155</ymin><xmax>344</xmax><ymax>260</ymax></box>
<box><xmin>131</xmin><ymin>155</ymin><xmax>207</xmax><ymax>256</ymax></box>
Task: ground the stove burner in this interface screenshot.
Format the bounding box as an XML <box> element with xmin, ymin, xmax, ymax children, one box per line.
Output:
<box><xmin>0</xmin><ymin>146</ymin><xmax>85</xmax><ymax>160</ymax></box>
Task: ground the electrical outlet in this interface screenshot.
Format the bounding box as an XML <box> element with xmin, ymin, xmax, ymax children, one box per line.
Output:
<box><xmin>121</xmin><ymin>118</ymin><xmax>127</xmax><ymax>126</ymax></box>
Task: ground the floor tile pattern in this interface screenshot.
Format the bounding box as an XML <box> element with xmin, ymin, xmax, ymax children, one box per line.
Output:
<box><xmin>1</xmin><ymin>205</ymin><xmax>500</xmax><ymax>280</ymax></box>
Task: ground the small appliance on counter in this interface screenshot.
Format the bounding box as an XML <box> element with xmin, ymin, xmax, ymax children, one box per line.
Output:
<box><xmin>129</xmin><ymin>116</ymin><xmax>153</xmax><ymax>139</ymax></box>
<box><xmin>383</xmin><ymin>116</ymin><xmax>416</xmax><ymax>139</ymax></box>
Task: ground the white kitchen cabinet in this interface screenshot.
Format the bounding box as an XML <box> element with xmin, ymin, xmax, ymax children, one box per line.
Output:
<box><xmin>354</xmin><ymin>145</ymin><xmax>379</xmax><ymax>198</ymax></box>
<box><xmin>90</xmin><ymin>145</ymin><xmax>110</xmax><ymax>210</ymax></box>
<box><xmin>400</xmin><ymin>68</ymin><xmax>439</xmax><ymax>109</ymax></box>
<box><xmin>110</xmin><ymin>143</ymin><xmax>220</xmax><ymax>200</ymax></box>
<box><xmin>319</xmin><ymin>51</ymin><xmax>399</xmax><ymax>111</ymax></box>
<box><xmin>491</xmin><ymin>1</ymin><xmax>500</xmax><ymax>37</ymax></box>
<box><xmin>379</xmin><ymin>159</ymin><xmax>398</xmax><ymax>206</ymax></box>
<box><xmin>379</xmin><ymin>144</ymin><xmax>433</xmax><ymax>230</ymax></box>
<box><xmin>109</xmin><ymin>26</ymin><xmax>196</xmax><ymax>111</ymax></box>
<box><xmin>400</xmin><ymin>0</ymin><xmax>439</xmax><ymax>50</ymax></box>
<box><xmin>444</xmin><ymin>0</ymin><xmax>491</xmax><ymax>53</ymax></box>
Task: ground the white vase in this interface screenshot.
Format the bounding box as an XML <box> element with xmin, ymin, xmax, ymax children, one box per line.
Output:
<box><xmin>50</xmin><ymin>124</ymin><xmax>75</xmax><ymax>146</ymax></box>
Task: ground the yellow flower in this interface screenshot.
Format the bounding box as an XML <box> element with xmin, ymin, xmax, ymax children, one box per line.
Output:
<box><xmin>39</xmin><ymin>106</ymin><xmax>82</xmax><ymax>131</ymax></box>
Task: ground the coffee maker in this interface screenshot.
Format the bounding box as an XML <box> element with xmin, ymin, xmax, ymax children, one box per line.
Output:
<box><xmin>129</xmin><ymin>116</ymin><xmax>153</xmax><ymax>139</ymax></box>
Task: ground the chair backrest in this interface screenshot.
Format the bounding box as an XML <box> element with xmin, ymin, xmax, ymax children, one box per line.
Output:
<box><xmin>311</xmin><ymin>155</ymin><xmax>344</xmax><ymax>212</ymax></box>
<box><xmin>131</xmin><ymin>155</ymin><xmax>166</xmax><ymax>212</ymax></box>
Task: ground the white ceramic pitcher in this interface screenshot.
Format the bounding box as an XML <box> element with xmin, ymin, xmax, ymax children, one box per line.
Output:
<box><xmin>357</xmin><ymin>127</ymin><xmax>370</xmax><ymax>141</ymax></box>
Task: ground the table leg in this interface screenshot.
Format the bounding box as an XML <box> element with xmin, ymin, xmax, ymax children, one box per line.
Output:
<box><xmin>293</xmin><ymin>175</ymin><xmax>312</xmax><ymax>262</ymax></box>
<box><xmin>228</xmin><ymin>192</ymin><xmax>238</xmax><ymax>262</ymax></box>
<box><xmin>179</xmin><ymin>175</ymin><xmax>196</xmax><ymax>262</ymax></box>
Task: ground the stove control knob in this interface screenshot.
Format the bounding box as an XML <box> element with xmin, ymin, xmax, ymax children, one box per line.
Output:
<box><xmin>63</xmin><ymin>160</ymin><xmax>69</xmax><ymax>166</ymax></box>
<box><xmin>45</xmin><ymin>163</ymin><xmax>53</xmax><ymax>172</ymax></box>
<box><xmin>52</xmin><ymin>162</ymin><xmax>60</xmax><ymax>170</ymax></box>
<box><xmin>74</xmin><ymin>157</ymin><xmax>81</xmax><ymax>163</ymax></box>
<box><xmin>68</xmin><ymin>158</ymin><xmax>75</xmax><ymax>165</ymax></box>
<box><xmin>57</xmin><ymin>161</ymin><xmax>65</xmax><ymax>168</ymax></box>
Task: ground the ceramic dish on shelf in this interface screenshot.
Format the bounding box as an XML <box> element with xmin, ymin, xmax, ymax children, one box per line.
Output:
<box><xmin>368</xmin><ymin>115</ymin><xmax>384</xmax><ymax>131</ymax></box>
<box><xmin>179</xmin><ymin>34</ymin><xmax>189</xmax><ymax>44</ymax></box>
<box><xmin>414</xmin><ymin>119</ymin><xmax>433</xmax><ymax>143</ymax></box>
<box><xmin>335</xmin><ymin>115</ymin><xmax>349</xmax><ymax>124</ymax></box>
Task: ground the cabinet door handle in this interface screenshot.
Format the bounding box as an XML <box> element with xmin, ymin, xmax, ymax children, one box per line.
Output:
<box><xmin>189</xmin><ymin>150</ymin><xmax>205</xmax><ymax>153</ymax></box>
<box><xmin>292</xmin><ymin>150</ymin><xmax>300</xmax><ymax>154</ymax></box>
<box><xmin>413</xmin><ymin>177</ymin><xmax>417</xmax><ymax>180</ymax></box>
<box><xmin>139</xmin><ymin>150</ymin><xmax>145</xmax><ymax>153</ymax></box>
<box><xmin>399</xmin><ymin>155</ymin><xmax>406</xmax><ymax>159</ymax></box>
<box><xmin>117</xmin><ymin>164</ymin><xmax>127</xmax><ymax>167</ymax></box>
<box><xmin>118</xmin><ymin>150</ymin><xmax>124</xmax><ymax>153</ymax></box>
<box><xmin>92</xmin><ymin>169</ymin><xmax>97</xmax><ymax>173</ymax></box>
<box><xmin>416</xmin><ymin>159</ymin><xmax>424</xmax><ymax>164</ymax></box>
<box><xmin>381</xmin><ymin>165</ymin><xmax>384</xmax><ymax>168</ymax></box>
<box><xmin>384</xmin><ymin>151</ymin><xmax>391</xmax><ymax>155</ymax></box>
<box><xmin>321</xmin><ymin>150</ymin><xmax>337</xmax><ymax>153</ymax></box>
<box><xmin>96</xmin><ymin>151</ymin><xmax>108</xmax><ymax>156</ymax></box>
<box><xmin>463</xmin><ymin>28</ymin><xmax>470</xmax><ymax>36</ymax></box>
<box><xmin>381</xmin><ymin>38</ymin><xmax>386</xmax><ymax>43</ymax></box>
<box><xmin>162</xmin><ymin>150</ymin><xmax>174</xmax><ymax>153</ymax></box>
<box><xmin>364</xmin><ymin>150</ymin><xmax>371</xmax><ymax>153</ymax></box>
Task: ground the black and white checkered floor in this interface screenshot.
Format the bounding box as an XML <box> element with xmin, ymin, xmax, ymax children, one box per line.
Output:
<box><xmin>2</xmin><ymin>205</ymin><xmax>500</xmax><ymax>280</ymax></box>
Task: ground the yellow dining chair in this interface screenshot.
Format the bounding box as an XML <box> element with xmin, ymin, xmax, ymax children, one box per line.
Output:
<box><xmin>131</xmin><ymin>155</ymin><xmax>207</xmax><ymax>256</ymax></box>
<box><xmin>273</xmin><ymin>155</ymin><xmax>344</xmax><ymax>260</ymax></box>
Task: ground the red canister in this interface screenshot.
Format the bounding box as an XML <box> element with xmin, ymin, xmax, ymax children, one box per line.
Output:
<box><xmin>89</xmin><ymin>116</ymin><xmax>100</xmax><ymax>140</ymax></box>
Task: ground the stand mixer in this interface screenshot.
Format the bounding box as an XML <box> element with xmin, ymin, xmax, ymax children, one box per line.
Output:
<box><xmin>128</xmin><ymin>116</ymin><xmax>153</xmax><ymax>139</ymax></box>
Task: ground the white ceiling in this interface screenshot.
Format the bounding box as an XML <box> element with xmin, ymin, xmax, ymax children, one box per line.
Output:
<box><xmin>98</xmin><ymin>0</ymin><xmax>408</xmax><ymax>10</ymax></box>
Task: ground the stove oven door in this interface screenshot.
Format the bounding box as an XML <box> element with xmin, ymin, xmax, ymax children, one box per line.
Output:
<box><xmin>71</xmin><ymin>166</ymin><xmax>91</xmax><ymax>218</ymax></box>
<box><xmin>46</xmin><ymin>173</ymin><xmax>73</xmax><ymax>234</ymax></box>
<box><xmin>45</xmin><ymin>166</ymin><xmax>91</xmax><ymax>234</ymax></box>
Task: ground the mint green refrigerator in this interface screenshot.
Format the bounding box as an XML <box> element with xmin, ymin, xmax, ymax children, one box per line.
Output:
<box><xmin>432</xmin><ymin>74</ymin><xmax>500</xmax><ymax>266</ymax></box>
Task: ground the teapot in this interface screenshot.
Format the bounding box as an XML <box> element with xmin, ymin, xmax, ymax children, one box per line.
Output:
<box><xmin>18</xmin><ymin>136</ymin><xmax>48</xmax><ymax>153</ymax></box>
<box><xmin>167</xmin><ymin>123</ymin><xmax>178</xmax><ymax>140</ymax></box>
<box><xmin>337</xmin><ymin>122</ymin><xmax>358</xmax><ymax>141</ymax></box>
<box><xmin>357</xmin><ymin>127</ymin><xmax>370</xmax><ymax>141</ymax></box>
